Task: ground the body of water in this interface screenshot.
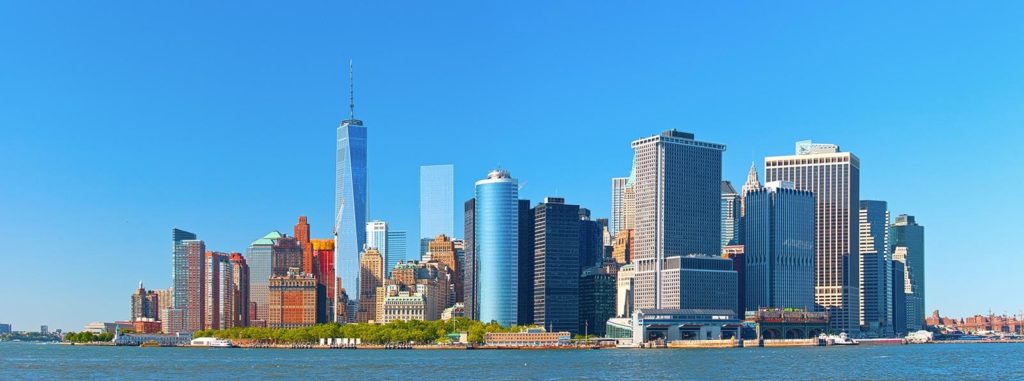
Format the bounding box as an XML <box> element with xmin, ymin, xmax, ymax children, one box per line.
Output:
<box><xmin>1</xmin><ymin>342</ymin><xmax>1021</xmax><ymax>380</ymax></box>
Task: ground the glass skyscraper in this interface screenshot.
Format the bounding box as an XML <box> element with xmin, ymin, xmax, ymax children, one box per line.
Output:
<box><xmin>420</xmin><ymin>164</ymin><xmax>455</xmax><ymax>241</ymax></box>
<box><xmin>336</xmin><ymin>72</ymin><xmax>368</xmax><ymax>299</ymax></box>
<box><xmin>246</xmin><ymin>231</ymin><xmax>281</xmax><ymax>324</ymax></box>
<box><xmin>385</xmin><ymin>230</ymin><xmax>407</xmax><ymax>276</ymax></box>
<box><xmin>859</xmin><ymin>200</ymin><xmax>893</xmax><ymax>336</ymax></box>
<box><xmin>171</xmin><ymin>228</ymin><xmax>203</xmax><ymax>332</ymax></box>
<box><xmin>765</xmin><ymin>140</ymin><xmax>860</xmax><ymax>333</ymax></box>
<box><xmin>474</xmin><ymin>169</ymin><xmax>519</xmax><ymax>326</ymax></box>
<box><xmin>744</xmin><ymin>181</ymin><xmax>816</xmax><ymax>313</ymax></box>
<box><xmin>891</xmin><ymin>214</ymin><xmax>924</xmax><ymax>331</ymax></box>
<box><xmin>366</xmin><ymin>220</ymin><xmax>388</xmax><ymax>274</ymax></box>
<box><xmin>721</xmin><ymin>181</ymin><xmax>740</xmax><ymax>247</ymax></box>
<box><xmin>533</xmin><ymin>197</ymin><xmax>581</xmax><ymax>333</ymax></box>
<box><xmin>631</xmin><ymin>130</ymin><xmax>725</xmax><ymax>311</ymax></box>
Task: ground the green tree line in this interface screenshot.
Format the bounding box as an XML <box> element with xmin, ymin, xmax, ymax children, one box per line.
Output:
<box><xmin>64</xmin><ymin>332</ymin><xmax>114</xmax><ymax>343</ymax></box>
<box><xmin>193</xmin><ymin>318</ymin><xmax>529</xmax><ymax>344</ymax></box>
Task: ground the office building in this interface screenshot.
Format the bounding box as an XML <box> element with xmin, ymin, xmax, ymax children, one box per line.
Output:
<box><xmin>463</xmin><ymin>198</ymin><xmax>478</xmax><ymax>320</ymax></box>
<box><xmin>518</xmin><ymin>199</ymin><xmax>534</xmax><ymax>325</ymax></box>
<box><xmin>420</xmin><ymin>164</ymin><xmax>455</xmax><ymax>240</ymax></box>
<box><xmin>229</xmin><ymin>253</ymin><xmax>250</xmax><ymax>327</ymax></box>
<box><xmin>366</xmin><ymin>220</ymin><xmax>389</xmax><ymax>273</ymax></box>
<box><xmin>765</xmin><ymin>140</ymin><xmax>860</xmax><ymax>333</ymax></box>
<box><xmin>171</xmin><ymin>228</ymin><xmax>205</xmax><ymax>332</ymax></box>
<box><xmin>387</xmin><ymin>230</ymin><xmax>408</xmax><ymax>276</ymax></box>
<box><xmin>631</xmin><ymin>130</ymin><xmax>725</xmax><ymax>311</ymax></box>
<box><xmin>311</xmin><ymin>239</ymin><xmax>335</xmax><ymax>323</ymax></box>
<box><xmin>357</xmin><ymin>248</ymin><xmax>384</xmax><ymax>323</ymax></box>
<box><xmin>611</xmin><ymin>229</ymin><xmax>634</xmax><ymax>265</ymax></box>
<box><xmin>336</xmin><ymin>61</ymin><xmax>368</xmax><ymax>301</ymax></box>
<box><xmin>721</xmin><ymin>181</ymin><xmax>740</xmax><ymax>247</ymax></box>
<box><xmin>579</xmin><ymin>209</ymin><xmax>604</xmax><ymax>269</ymax></box>
<box><xmin>738</xmin><ymin>163</ymin><xmax>762</xmax><ymax>245</ymax></box>
<box><xmin>579</xmin><ymin>266</ymin><xmax>615</xmax><ymax>336</ymax></box>
<box><xmin>616</xmin><ymin>264</ymin><xmax>635</xmax><ymax>318</ymax></box>
<box><xmin>474</xmin><ymin>169</ymin><xmax>519</xmax><ymax>326</ymax></box>
<box><xmin>860</xmin><ymin>200</ymin><xmax>893</xmax><ymax>336</ymax></box>
<box><xmin>891</xmin><ymin>214</ymin><xmax>925</xmax><ymax>331</ymax></box>
<box><xmin>660</xmin><ymin>255</ymin><xmax>738</xmax><ymax>316</ymax></box>
<box><xmin>428</xmin><ymin>234</ymin><xmax>461</xmax><ymax>302</ymax></box>
<box><xmin>246</xmin><ymin>231</ymin><xmax>282</xmax><ymax>325</ymax></box>
<box><xmin>744</xmin><ymin>181</ymin><xmax>816</xmax><ymax>314</ymax></box>
<box><xmin>721</xmin><ymin>245</ymin><xmax>745</xmax><ymax>319</ymax></box>
<box><xmin>267</xmin><ymin>269</ymin><xmax>317</xmax><ymax>328</ymax></box>
<box><xmin>272</xmin><ymin>235</ymin><xmax>304</xmax><ymax>278</ymax></box>
<box><xmin>892</xmin><ymin>259</ymin><xmax>908</xmax><ymax>336</ymax></box>
<box><xmin>533</xmin><ymin>197</ymin><xmax>581</xmax><ymax>333</ymax></box>
<box><xmin>294</xmin><ymin>216</ymin><xmax>313</xmax><ymax>274</ymax></box>
<box><xmin>611</xmin><ymin>177</ymin><xmax>629</xmax><ymax>238</ymax></box>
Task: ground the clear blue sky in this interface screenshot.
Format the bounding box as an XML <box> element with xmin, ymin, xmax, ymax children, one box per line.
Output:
<box><xmin>2</xmin><ymin>2</ymin><xmax>1021</xmax><ymax>331</ymax></box>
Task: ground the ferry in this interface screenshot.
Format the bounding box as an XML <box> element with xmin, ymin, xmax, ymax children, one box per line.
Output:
<box><xmin>189</xmin><ymin>337</ymin><xmax>235</xmax><ymax>348</ymax></box>
<box><xmin>820</xmin><ymin>332</ymin><xmax>858</xmax><ymax>345</ymax></box>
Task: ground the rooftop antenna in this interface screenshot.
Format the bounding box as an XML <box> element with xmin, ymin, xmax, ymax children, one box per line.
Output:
<box><xmin>348</xmin><ymin>59</ymin><xmax>355</xmax><ymax>120</ymax></box>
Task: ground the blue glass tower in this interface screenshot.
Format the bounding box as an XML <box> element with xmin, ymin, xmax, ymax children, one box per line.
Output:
<box><xmin>744</xmin><ymin>181</ymin><xmax>816</xmax><ymax>313</ymax></box>
<box><xmin>475</xmin><ymin>169</ymin><xmax>519</xmax><ymax>326</ymax></box>
<box><xmin>336</xmin><ymin>61</ymin><xmax>367</xmax><ymax>300</ymax></box>
<box><xmin>420</xmin><ymin>164</ymin><xmax>455</xmax><ymax>240</ymax></box>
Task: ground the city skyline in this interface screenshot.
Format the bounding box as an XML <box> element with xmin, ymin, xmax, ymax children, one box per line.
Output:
<box><xmin>3</xmin><ymin>2</ymin><xmax>1022</xmax><ymax>331</ymax></box>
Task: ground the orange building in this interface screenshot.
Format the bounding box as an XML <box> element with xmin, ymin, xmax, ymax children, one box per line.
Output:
<box><xmin>428</xmin><ymin>234</ymin><xmax>462</xmax><ymax>302</ymax></box>
<box><xmin>267</xmin><ymin>271</ymin><xmax>317</xmax><ymax>328</ymax></box>
<box><xmin>611</xmin><ymin>229</ymin><xmax>634</xmax><ymax>265</ymax></box>
<box><xmin>294</xmin><ymin>216</ymin><xmax>314</xmax><ymax>275</ymax></box>
<box><xmin>357</xmin><ymin>248</ymin><xmax>384</xmax><ymax>323</ymax></box>
<box><xmin>311</xmin><ymin>239</ymin><xmax>335</xmax><ymax>323</ymax></box>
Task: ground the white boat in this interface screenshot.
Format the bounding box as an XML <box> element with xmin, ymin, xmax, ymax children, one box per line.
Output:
<box><xmin>830</xmin><ymin>332</ymin><xmax>859</xmax><ymax>345</ymax></box>
<box><xmin>190</xmin><ymin>337</ymin><xmax>234</xmax><ymax>348</ymax></box>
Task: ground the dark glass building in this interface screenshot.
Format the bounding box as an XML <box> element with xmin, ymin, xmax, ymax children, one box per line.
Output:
<box><xmin>517</xmin><ymin>199</ymin><xmax>535</xmax><ymax>325</ymax></box>
<box><xmin>533</xmin><ymin>197</ymin><xmax>581</xmax><ymax>333</ymax></box>
<box><xmin>579</xmin><ymin>267</ymin><xmax>616</xmax><ymax>336</ymax></box>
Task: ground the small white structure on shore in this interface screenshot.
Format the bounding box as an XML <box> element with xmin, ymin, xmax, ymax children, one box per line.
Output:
<box><xmin>906</xmin><ymin>330</ymin><xmax>933</xmax><ymax>344</ymax></box>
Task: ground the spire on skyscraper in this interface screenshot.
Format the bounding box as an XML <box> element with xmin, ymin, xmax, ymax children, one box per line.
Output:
<box><xmin>348</xmin><ymin>59</ymin><xmax>355</xmax><ymax>121</ymax></box>
<box><xmin>742</xmin><ymin>162</ymin><xmax>761</xmax><ymax>196</ymax></box>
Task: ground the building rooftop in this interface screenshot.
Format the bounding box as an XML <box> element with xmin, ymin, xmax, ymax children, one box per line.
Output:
<box><xmin>251</xmin><ymin>231</ymin><xmax>284</xmax><ymax>246</ymax></box>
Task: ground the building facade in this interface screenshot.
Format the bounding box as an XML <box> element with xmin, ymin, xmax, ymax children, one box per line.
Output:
<box><xmin>336</xmin><ymin>62</ymin><xmax>368</xmax><ymax>301</ymax></box>
<box><xmin>463</xmin><ymin>198</ymin><xmax>477</xmax><ymax>320</ymax></box>
<box><xmin>616</xmin><ymin>264</ymin><xmax>635</xmax><ymax>318</ymax></box>
<box><xmin>859</xmin><ymin>200</ymin><xmax>893</xmax><ymax>336</ymax></box>
<box><xmin>631</xmin><ymin>130</ymin><xmax>725</xmax><ymax>311</ymax></box>
<box><xmin>294</xmin><ymin>216</ymin><xmax>313</xmax><ymax>275</ymax></box>
<box><xmin>517</xmin><ymin>199</ymin><xmax>534</xmax><ymax>325</ymax></box>
<box><xmin>311</xmin><ymin>239</ymin><xmax>335</xmax><ymax>323</ymax></box>
<box><xmin>721</xmin><ymin>245</ymin><xmax>745</xmax><ymax>319</ymax></box>
<box><xmin>474</xmin><ymin>169</ymin><xmax>519</xmax><ymax>326</ymax></box>
<box><xmin>744</xmin><ymin>181</ymin><xmax>816</xmax><ymax>314</ymax></box>
<box><xmin>366</xmin><ymin>220</ymin><xmax>390</xmax><ymax>274</ymax></box>
<box><xmin>131</xmin><ymin>282</ymin><xmax>160</xmax><ymax>321</ymax></box>
<box><xmin>267</xmin><ymin>271</ymin><xmax>317</xmax><ymax>328</ymax></box>
<box><xmin>764</xmin><ymin>140</ymin><xmax>860</xmax><ymax>333</ymax></box>
<box><xmin>229</xmin><ymin>253</ymin><xmax>250</xmax><ymax>327</ymax></box>
<box><xmin>611</xmin><ymin>177</ymin><xmax>629</xmax><ymax>238</ymax></box>
<box><xmin>721</xmin><ymin>181</ymin><xmax>740</xmax><ymax>247</ymax></box>
<box><xmin>246</xmin><ymin>231</ymin><xmax>282</xmax><ymax>325</ymax></box>
<box><xmin>357</xmin><ymin>248</ymin><xmax>384</xmax><ymax>323</ymax></box>
<box><xmin>171</xmin><ymin>228</ymin><xmax>205</xmax><ymax>333</ymax></box>
<box><xmin>579</xmin><ymin>266</ymin><xmax>616</xmax><ymax>336</ymax></box>
<box><xmin>660</xmin><ymin>255</ymin><xmax>738</xmax><ymax>316</ymax></box>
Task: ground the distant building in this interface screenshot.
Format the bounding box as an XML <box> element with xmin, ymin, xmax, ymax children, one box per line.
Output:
<box><xmin>721</xmin><ymin>245</ymin><xmax>745</xmax><ymax>319</ymax></box>
<box><xmin>442</xmin><ymin>303</ymin><xmax>466</xmax><ymax>320</ymax></box>
<box><xmin>267</xmin><ymin>269</ymin><xmax>317</xmax><ymax>328</ymax></box>
<box><xmin>366</xmin><ymin>220</ymin><xmax>388</xmax><ymax>268</ymax></box>
<box><xmin>720</xmin><ymin>181</ymin><xmax>740</xmax><ymax>247</ymax></box>
<box><xmin>463</xmin><ymin>198</ymin><xmax>478</xmax><ymax>320</ymax></box>
<box><xmin>579</xmin><ymin>266</ymin><xmax>615</xmax><ymax>336</ymax></box>
<box><xmin>420</xmin><ymin>164</ymin><xmax>455</xmax><ymax>240</ymax></box>
<box><xmin>131</xmin><ymin>281</ymin><xmax>160</xmax><ymax>321</ymax></box>
<box><xmin>131</xmin><ymin>318</ymin><xmax>162</xmax><ymax>334</ymax></box>
<box><xmin>377</xmin><ymin>260</ymin><xmax>454</xmax><ymax>322</ymax></box>
<box><xmin>765</xmin><ymin>140</ymin><xmax>861</xmax><ymax>333</ymax></box>
<box><xmin>611</xmin><ymin>177</ymin><xmax>629</xmax><ymax>238</ymax></box>
<box><xmin>294</xmin><ymin>216</ymin><xmax>313</xmax><ymax>274</ymax></box>
<box><xmin>357</xmin><ymin>248</ymin><xmax>384</xmax><ymax>323</ymax></box>
<box><xmin>428</xmin><ymin>234</ymin><xmax>461</xmax><ymax>302</ymax></box>
<box><xmin>311</xmin><ymin>239</ymin><xmax>335</xmax><ymax>323</ymax></box>
<box><xmin>171</xmin><ymin>228</ymin><xmax>205</xmax><ymax>332</ymax></box>
<box><xmin>204</xmin><ymin>251</ymin><xmax>235</xmax><ymax>330</ymax></box>
<box><xmin>379</xmin><ymin>291</ymin><xmax>427</xmax><ymax>324</ymax></box>
<box><xmin>387</xmin><ymin>230</ymin><xmax>408</xmax><ymax>271</ymax></box>
<box><xmin>229</xmin><ymin>253</ymin><xmax>250</xmax><ymax>327</ymax></box>
<box><xmin>484</xmin><ymin>328</ymin><xmax>571</xmax><ymax>347</ymax></box>
<box><xmin>738</xmin><ymin>162</ymin><xmax>762</xmax><ymax>245</ymax></box>
<box><xmin>631</xmin><ymin>130</ymin><xmax>725</xmax><ymax>311</ymax></box>
<box><xmin>891</xmin><ymin>214</ymin><xmax>925</xmax><ymax>331</ymax></box>
<box><xmin>335</xmin><ymin>69</ymin><xmax>369</xmax><ymax>303</ymax></box>
<box><xmin>611</xmin><ymin>229</ymin><xmax>634</xmax><ymax>265</ymax></box>
<box><xmin>660</xmin><ymin>255</ymin><xmax>738</xmax><ymax>317</ymax></box>
<box><xmin>517</xmin><ymin>199</ymin><xmax>534</xmax><ymax>326</ymax></box>
<box><xmin>631</xmin><ymin>309</ymin><xmax>742</xmax><ymax>343</ymax></box>
<box><xmin>533</xmin><ymin>197</ymin><xmax>582</xmax><ymax>333</ymax></box>
<box><xmin>891</xmin><ymin>260</ymin><xmax>907</xmax><ymax>336</ymax></box>
<box><xmin>747</xmin><ymin>308</ymin><xmax>828</xmax><ymax>339</ymax></box>
<box><xmin>859</xmin><ymin>200</ymin><xmax>893</xmax><ymax>336</ymax></box>
<box><xmin>160</xmin><ymin>308</ymin><xmax>185</xmax><ymax>334</ymax></box>
<box><xmin>744</xmin><ymin>181</ymin><xmax>815</xmax><ymax>313</ymax></box>
<box><xmin>0</xmin><ymin>324</ymin><xmax>10</xmax><ymax>334</ymax></box>
<box><xmin>247</xmin><ymin>231</ymin><xmax>283</xmax><ymax>325</ymax></box>
<box><xmin>475</xmin><ymin>169</ymin><xmax>520</xmax><ymax>326</ymax></box>
<box><xmin>616</xmin><ymin>264</ymin><xmax>635</xmax><ymax>318</ymax></box>
<box><xmin>40</xmin><ymin>325</ymin><xmax>48</xmax><ymax>335</ymax></box>
<box><xmin>272</xmin><ymin>235</ymin><xmax>304</xmax><ymax>278</ymax></box>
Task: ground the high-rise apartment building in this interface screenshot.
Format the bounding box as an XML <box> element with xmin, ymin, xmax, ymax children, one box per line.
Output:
<box><xmin>721</xmin><ymin>181</ymin><xmax>740</xmax><ymax>247</ymax></box>
<box><xmin>336</xmin><ymin>61</ymin><xmax>368</xmax><ymax>301</ymax></box>
<box><xmin>294</xmin><ymin>216</ymin><xmax>313</xmax><ymax>274</ymax></box>
<box><xmin>631</xmin><ymin>130</ymin><xmax>725</xmax><ymax>311</ymax></box>
<box><xmin>131</xmin><ymin>282</ymin><xmax>160</xmax><ymax>321</ymax></box>
<box><xmin>171</xmin><ymin>228</ymin><xmax>205</xmax><ymax>333</ymax></box>
<box><xmin>204</xmin><ymin>252</ymin><xmax>235</xmax><ymax>330</ymax></box>
<box><xmin>420</xmin><ymin>164</ymin><xmax>455</xmax><ymax>240</ymax></box>
<box><xmin>765</xmin><ymin>140</ymin><xmax>860</xmax><ymax>333</ymax></box>
<box><xmin>229</xmin><ymin>253</ymin><xmax>250</xmax><ymax>327</ymax></box>
<box><xmin>744</xmin><ymin>181</ymin><xmax>816</xmax><ymax>313</ymax></box>
<box><xmin>860</xmin><ymin>200</ymin><xmax>893</xmax><ymax>336</ymax></box>
<box><xmin>246</xmin><ymin>231</ymin><xmax>282</xmax><ymax>325</ymax></box>
<box><xmin>357</xmin><ymin>248</ymin><xmax>384</xmax><ymax>323</ymax></box>
<box><xmin>474</xmin><ymin>169</ymin><xmax>519</xmax><ymax>326</ymax></box>
<box><xmin>891</xmin><ymin>214</ymin><xmax>925</xmax><ymax>331</ymax></box>
<box><xmin>533</xmin><ymin>197</ymin><xmax>581</xmax><ymax>333</ymax></box>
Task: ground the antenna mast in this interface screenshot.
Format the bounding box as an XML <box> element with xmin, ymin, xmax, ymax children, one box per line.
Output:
<box><xmin>348</xmin><ymin>59</ymin><xmax>355</xmax><ymax>120</ymax></box>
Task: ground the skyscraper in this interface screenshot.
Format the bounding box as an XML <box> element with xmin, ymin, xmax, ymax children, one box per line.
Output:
<box><xmin>578</xmin><ymin>209</ymin><xmax>604</xmax><ymax>270</ymax></box>
<box><xmin>171</xmin><ymin>228</ymin><xmax>205</xmax><ymax>333</ymax></box>
<box><xmin>336</xmin><ymin>60</ymin><xmax>368</xmax><ymax>300</ymax></box>
<box><xmin>721</xmin><ymin>181</ymin><xmax>740</xmax><ymax>247</ymax></box>
<box><xmin>765</xmin><ymin>140</ymin><xmax>860</xmax><ymax>333</ymax></box>
<box><xmin>891</xmin><ymin>214</ymin><xmax>925</xmax><ymax>331</ymax></box>
<box><xmin>578</xmin><ymin>266</ymin><xmax>615</xmax><ymax>337</ymax></box>
<box><xmin>631</xmin><ymin>130</ymin><xmax>725</xmax><ymax>311</ymax></box>
<box><xmin>311</xmin><ymin>239</ymin><xmax>335</xmax><ymax>323</ymax></box>
<box><xmin>204</xmin><ymin>251</ymin><xmax>234</xmax><ymax>330</ymax></box>
<box><xmin>860</xmin><ymin>200</ymin><xmax>893</xmax><ymax>336</ymax></box>
<box><xmin>357</xmin><ymin>248</ymin><xmax>384</xmax><ymax>323</ymax></box>
<box><xmin>474</xmin><ymin>169</ymin><xmax>519</xmax><ymax>326</ymax></box>
<box><xmin>246</xmin><ymin>231</ymin><xmax>283</xmax><ymax>325</ymax></box>
<box><xmin>744</xmin><ymin>181</ymin><xmax>816</xmax><ymax>313</ymax></box>
<box><xmin>272</xmin><ymin>236</ymin><xmax>304</xmax><ymax>277</ymax></box>
<box><xmin>428</xmin><ymin>234</ymin><xmax>461</xmax><ymax>302</ymax></box>
<box><xmin>366</xmin><ymin>220</ymin><xmax>389</xmax><ymax>273</ymax></box>
<box><xmin>463</xmin><ymin>198</ymin><xmax>478</xmax><ymax>320</ymax></box>
<box><xmin>229</xmin><ymin>253</ymin><xmax>250</xmax><ymax>327</ymax></box>
<box><xmin>131</xmin><ymin>282</ymin><xmax>159</xmax><ymax>321</ymax></box>
<box><xmin>420</xmin><ymin>164</ymin><xmax>455</xmax><ymax>240</ymax></box>
<box><xmin>533</xmin><ymin>197</ymin><xmax>581</xmax><ymax>333</ymax></box>
<box><xmin>738</xmin><ymin>163</ymin><xmax>762</xmax><ymax>245</ymax></box>
<box><xmin>611</xmin><ymin>177</ymin><xmax>629</xmax><ymax>237</ymax></box>
<box><xmin>517</xmin><ymin>199</ymin><xmax>534</xmax><ymax>326</ymax></box>
<box><xmin>386</xmin><ymin>230</ymin><xmax>408</xmax><ymax>274</ymax></box>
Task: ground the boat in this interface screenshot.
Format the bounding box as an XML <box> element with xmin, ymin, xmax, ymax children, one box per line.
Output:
<box><xmin>831</xmin><ymin>332</ymin><xmax>858</xmax><ymax>345</ymax></box>
<box><xmin>190</xmin><ymin>337</ymin><xmax>235</xmax><ymax>348</ymax></box>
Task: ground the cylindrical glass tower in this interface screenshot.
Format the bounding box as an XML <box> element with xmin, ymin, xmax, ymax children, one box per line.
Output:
<box><xmin>474</xmin><ymin>169</ymin><xmax>519</xmax><ymax>326</ymax></box>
